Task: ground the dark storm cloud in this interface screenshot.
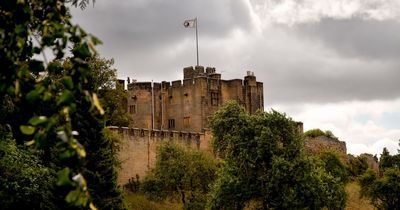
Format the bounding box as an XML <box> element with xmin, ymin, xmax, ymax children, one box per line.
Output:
<box><xmin>70</xmin><ymin>0</ymin><xmax>255</xmax><ymax>81</ymax></box>
<box><xmin>70</xmin><ymin>1</ymin><xmax>400</xmax><ymax>106</ymax></box>
<box><xmin>242</xmin><ymin>20</ymin><xmax>400</xmax><ymax>105</ymax></box>
<box><xmin>71</xmin><ymin>0</ymin><xmax>254</xmax><ymax>52</ymax></box>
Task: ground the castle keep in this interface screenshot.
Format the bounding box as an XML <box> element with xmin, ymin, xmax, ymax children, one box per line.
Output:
<box><xmin>127</xmin><ymin>66</ymin><xmax>264</xmax><ymax>132</ymax></box>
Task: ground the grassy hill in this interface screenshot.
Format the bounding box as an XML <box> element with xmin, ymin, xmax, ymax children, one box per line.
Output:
<box><xmin>126</xmin><ymin>181</ymin><xmax>374</xmax><ymax>210</ymax></box>
<box><xmin>345</xmin><ymin>182</ymin><xmax>374</xmax><ymax>210</ymax></box>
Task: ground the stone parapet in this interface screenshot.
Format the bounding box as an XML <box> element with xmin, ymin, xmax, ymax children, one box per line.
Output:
<box><xmin>108</xmin><ymin>127</ymin><xmax>212</xmax><ymax>185</ymax></box>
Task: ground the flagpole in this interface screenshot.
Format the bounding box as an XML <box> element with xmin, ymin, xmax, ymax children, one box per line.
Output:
<box><xmin>195</xmin><ymin>17</ymin><xmax>199</xmax><ymax>66</ymax></box>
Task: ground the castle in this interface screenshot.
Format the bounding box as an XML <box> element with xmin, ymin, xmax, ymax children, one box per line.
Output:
<box><xmin>112</xmin><ymin>66</ymin><xmax>264</xmax><ymax>184</ymax></box>
<box><xmin>112</xmin><ymin>66</ymin><xmax>347</xmax><ymax>185</ymax></box>
<box><xmin>126</xmin><ymin>66</ymin><xmax>264</xmax><ymax>132</ymax></box>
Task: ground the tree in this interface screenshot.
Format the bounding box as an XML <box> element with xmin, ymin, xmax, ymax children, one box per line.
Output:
<box><xmin>86</xmin><ymin>56</ymin><xmax>130</xmax><ymax>127</ymax></box>
<box><xmin>316</xmin><ymin>150</ymin><xmax>349</xmax><ymax>184</ymax></box>
<box><xmin>359</xmin><ymin>145</ymin><xmax>400</xmax><ymax>210</ymax></box>
<box><xmin>379</xmin><ymin>147</ymin><xmax>400</xmax><ymax>172</ymax></box>
<box><xmin>0</xmin><ymin>0</ymin><xmax>124</xmax><ymax>208</ymax></box>
<box><xmin>359</xmin><ymin>168</ymin><xmax>400</xmax><ymax>210</ymax></box>
<box><xmin>348</xmin><ymin>155</ymin><xmax>369</xmax><ymax>177</ymax></box>
<box><xmin>208</xmin><ymin>101</ymin><xmax>347</xmax><ymax>210</ymax></box>
<box><xmin>142</xmin><ymin>143</ymin><xmax>217</xmax><ymax>210</ymax></box>
<box><xmin>0</xmin><ymin>134</ymin><xmax>56</xmax><ymax>210</ymax></box>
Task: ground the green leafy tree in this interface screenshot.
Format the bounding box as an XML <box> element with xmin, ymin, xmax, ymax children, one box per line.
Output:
<box><xmin>142</xmin><ymin>143</ymin><xmax>217</xmax><ymax>210</ymax></box>
<box><xmin>0</xmin><ymin>0</ymin><xmax>124</xmax><ymax>208</ymax></box>
<box><xmin>348</xmin><ymin>155</ymin><xmax>369</xmax><ymax>177</ymax></box>
<box><xmin>0</xmin><ymin>134</ymin><xmax>55</xmax><ymax>210</ymax></box>
<box><xmin>86</xmin><ymin>56</ymin><xmax>130</xmax><ymax>127</ymax></box>
<box><xmin>359</xmin><ymin>168</ymin><xmax>400</xmax><ymax>210</ymax></box>
<box><xmin>316</xmin><ymin>150</ymin><xmax>349</xmax><ymax>184</ymax></box>
<box><xmin>359</xmin><ymin>145</ymin><xmax>400</xmax><ymax>210</ymax></box>
<box><xmin>379</xmin><ymin>147</ymin><xmax>400</xmax><ymax>172</ymax></box>
<box><xmin>208</xmin><ymin>101</ymin><xmax>347</xmax><ymax>210</ymax></box>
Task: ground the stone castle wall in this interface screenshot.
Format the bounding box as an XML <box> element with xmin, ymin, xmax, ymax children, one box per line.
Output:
<box><xmin>305</xmin><ymin>136</ymin><xmax>347</xmax><ymax>162</ymax></box>
<box><xmin>109</xmin><ymin>127</ymin><xmax>213</xmax><ymax>185</ymax></box>
<box><xmin>112</xmin><ymin>128</ymin><xmax>349</xmax><ymax>185</ymax></box>
<box><xmin>126</xmin><ymin>66</ymin><xmax>263</xmax><ymax>133</ymax></box>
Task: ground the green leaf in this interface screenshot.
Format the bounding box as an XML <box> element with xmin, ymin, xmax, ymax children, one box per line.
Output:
<box><xmin>28</xmin><ymin>60</ymin><xmax>45</xmax><ymax>73</ymax></box>
<box><xmin>56</xmin><ymin>168</ymin><xmax>73</xmax><ymax>187</ymax></box>
<box><xmin>15</xmin><ymin>24</ymin><xmax>26</xmax><ymax>35</ymax></box>
<box><xmin>59</xmin><ymin>149</ymin><xmax>75</xmax><ymax>160</ymax></box>
<box><xmin>62</xmin><ymin>76</ymin><xmax>74</xmax><ymax>89</ymax></box>
<box><xmin>92</xmin><ymin>93</ymin><xmax>105</xmax><ymax>115</ymax></box>
<box><xmin>20</xmin><ymin>125</ymin><xmax>35</xmax><ymax>135</ymax></box>
<box><xmin>47</xmin><ymin>62</ymin><xmax>61</xmax><ymax>74</ymax></box>
<box><xmin>57</xmin><ymin>90</ymin><xmax>74</xmax><ymax>106</ymax></box>
<box><xmin>91</xmin><ymin>36</ymin><xmax>102</xmax><ymax>45</ymax></box>
<box><xmin>26</xmin><ymin>86</ymin><xmax>45</xmax><ymax>102</ymax></box>
<box><xmin>25</xmin><ymin>140</ymin><xmax>35</xmax><ymax>146</ymax></box>
<box><xmin>28</xmin><ymin>116</ymin><xmax>47</xmax><ymax>126</ymax></box>
<box><xmin>66</xmin><ymin>189</ymin><xmax>80</xmax><ymax>203</ymax></box>
<box><xmin>66</xmin><ymin>188</ymin><xmax>88</xmax><ymax>206</ymax></box>
<box><xmin>73</xmin><ymin>43</ymin><xmax>91</xmax><ymax>58</ymax></box>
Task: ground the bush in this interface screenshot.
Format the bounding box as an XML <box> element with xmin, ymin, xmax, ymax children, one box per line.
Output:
<box><xmin>304</xmin><ymin>129</ymin><xmax>326</xmax><ymax>138</ymax></box>
<box><xmin>142</xmin><ymin>143</ymin><xmax>217</xmax><ymax>210</ymax></box>
<box><xmin>208</xmin><ymin>102</ymin><xmax>347</xmax><ymax>210</ymax></box>
<box><xmin>0</xmin><ymin>137</ymin><xmax>56</xmax><ymax>210</ymax></box>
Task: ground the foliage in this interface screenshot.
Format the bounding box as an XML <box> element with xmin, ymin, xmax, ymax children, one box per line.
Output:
<box><xmin>0</xmin><ymin>136</ymin><xmax>55</xmax><ymax>210</ymax></box>
<box><xmin>345</xmin><ymin>182</ymin><xmax>374</xmax><ymax>210</ymax></box>
<box><xmin>86</xmin><ymin>56</ymin><xmax>130</xmax><ymax>127</ymax></box>
<box><xmin>142</xmin><ymin>143</ymin><xmax>217</xmax><ymax>210</ymax></box>
<box><xmin>125</xmin><ymin>193</ymin><xmax>181</xmax><ymax>210</ymax></box>
<box><xmin>316</xmin><ymin>150</ymin><xmax>349</xmax><ymax>184</ymax></box>
<box><xmin>359</xmin><ymin>168</ymin><xmax>400</xmax><ymax>210</ymax></box>
<box><xmin>379</xmin><ymin>147</ymin><xmax>400</xmax><ymax>172</ymax></box>
<box><xmin>67</xmin><ymin>0</ymin><xmax>95</xmax><ymax>10</ymax></box>
<box><xmin>208</xmin><ymin>101</ymin><xmax>347</xmax><ymax>210</ymax></box>
<box><xmin>348</xmin><ymin>155</ymin><xmax>369</xmax><ymax>177</ymax></box>
<box><xmin>359</xmin><ymin>146</ymin><xmax>400</xmax><ymax>210</ymax></box>
<box><xmin>0</xmin><ymin>0</ymin><xmax>124</xmax><ymax>208</ymax></box>
<box><xmin>304</xmin><ymin>129</ymin><xmax>326</xmax><ymax>138</ymax></box>
<box><xmin>304</xmin><ymin>128</ymin><xmax>338</xmax><ymax>139</ymax></box>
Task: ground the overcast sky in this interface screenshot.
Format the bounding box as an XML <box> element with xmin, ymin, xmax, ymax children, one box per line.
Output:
<box><xmin>71</xmin><ymin>0</ymin><xmax>400</xmax><ymax>156</ymax></box>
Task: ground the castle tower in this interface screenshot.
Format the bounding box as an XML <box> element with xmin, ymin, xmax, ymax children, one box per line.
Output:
<box><xmin>127</xmin><ymin>66</ymin><xmax>264</xmax><ymax>132</ymax></box>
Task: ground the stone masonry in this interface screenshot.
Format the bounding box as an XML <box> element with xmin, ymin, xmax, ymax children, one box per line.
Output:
<box><xmin>305</xmin><ymin>136</ymin><xmax>348</xmax><ymax>162</ymax></box>
<box><xmin>113</xmin><ymin>66</ymin><xmax>349</xmax><ymax>185</ymax></box>
<box><xmin>113</xmin><ymin>66</ymin><xmax>264</xmax><ymax>185</ymax></box>
<box><xmin>110</xmin><ymin>127</ymin><xmax>213</xmax><ymax>185</ymax></box>
<box><xmin>126</xmin><ymin>66</ymin><xmax>264</xmax><ymax>132</ymax></box>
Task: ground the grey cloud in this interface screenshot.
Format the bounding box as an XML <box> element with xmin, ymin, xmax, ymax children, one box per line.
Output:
<box><xmin>70</xmin><ymin>2</ymin><xmax>400</xmax><ymax>107</ymax></box>
<box><xmin>294</xmin><ymin>18</ymin><xmax>400</xmax><ymax>60</ymax></box>
<box><xmin>71</xmin><ymin>0</ymin><xmax>254</xmax><ymax>52</ymax></box>
<box><xmin>265</xmin><ymin>62</ymin><xmax>400</xmax><ymax>106</ymax></box>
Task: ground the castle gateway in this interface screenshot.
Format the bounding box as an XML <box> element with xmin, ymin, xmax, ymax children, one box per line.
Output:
<box><xmin>127</xmin><ymin>66</ymin><xmax>264</xmax><ymax>132</ymax></box>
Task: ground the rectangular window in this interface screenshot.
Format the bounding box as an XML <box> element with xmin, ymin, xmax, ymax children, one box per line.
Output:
<box><xmin>129</xmin><ymin>104</ymin><xmax>136</xmax><ymax>114</ymax></box>
<box><xmin>168</xmin><ymin>119</ymin><xmax>175</xmax><ymax>129</ymax></box>
<box><xmin>183</xmin><ymin>116</ymin><xmax>191</xmax><ymax>128</ymax></box>
<box><xmin>211</xmin><ymin>92</ymin><xmax>219</xmax><ymax>106</ymax></box>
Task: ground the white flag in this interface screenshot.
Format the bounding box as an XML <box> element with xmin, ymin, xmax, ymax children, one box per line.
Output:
<box><xmin>183</xmin><ymin>19</ymin><xmax>196</xmax><ymax>28</ymax></box>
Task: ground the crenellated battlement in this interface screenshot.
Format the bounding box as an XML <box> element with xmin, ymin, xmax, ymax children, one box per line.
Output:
<box><xmin>109</xmin><ymin>126</ymin><xmax>213</xmax><ymax>185</ymax></box>
<box><xmin>126</xmin><ymin>66</ymin><xmax>263</xmax><ymax>133</ymax></box>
